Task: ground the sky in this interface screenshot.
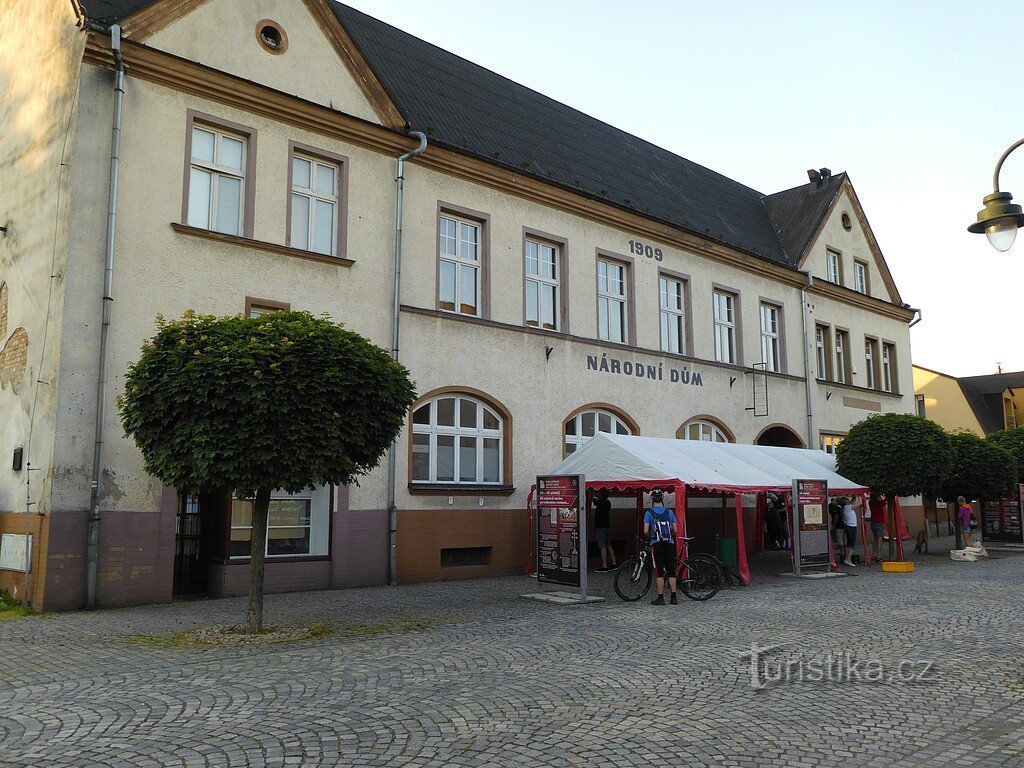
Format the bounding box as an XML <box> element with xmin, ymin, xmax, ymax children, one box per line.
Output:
<box><xmin>344</xmin><ymin>0</ymin><xmax>1023</xmax><ymax>378</ymax></box>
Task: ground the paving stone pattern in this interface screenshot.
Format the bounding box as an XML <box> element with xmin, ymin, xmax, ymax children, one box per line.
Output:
<box><xmin>1</xmin><ymin>550</ymin><xmax>1023</xmax><ymax>767</ymax></box>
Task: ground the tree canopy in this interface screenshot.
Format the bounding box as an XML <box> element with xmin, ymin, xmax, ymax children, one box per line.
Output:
<box><xmin>986</xmin><ymin>427</ymin><xmax>1024</xmax><ymax>477</ymax></box>
<box><xmin>119</xmin><ymin>311</ymin><xmax>417</xmax><ymax>496</ymax></box>
<box><xmin>835</xmin><ymin>413</ymin><xmax>951</xmax><ymax>497</ymax></box>
<box><xmin>937</xmin><ymin>431</ymin><xmax>1017</xmax><ymax>503</ymax></box>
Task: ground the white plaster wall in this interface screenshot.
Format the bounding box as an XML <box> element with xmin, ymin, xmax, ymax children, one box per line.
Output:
<box><xmin>0</xmin><ymin>1</ymin><xmax>84</xmax><ymax>513</ymax></box>
<box><xmin>145</xmin><ymin>0</ymin><xmax>382</xmax><ymax>125</ymax></box>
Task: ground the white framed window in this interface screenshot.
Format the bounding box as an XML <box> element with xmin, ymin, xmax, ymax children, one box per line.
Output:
<box><xmin>439</xmin><ymin>215</ymin><xmax>482</xmax><ymax>316</ymax></box>
<box><xmin>882</xmin><ymin>343</ymin><xmax>895</xmax><ymax>393</ymax></box>
<box><xmin>865</xmin><ymin>339</ymin><xmax>877</xmax><ymax>389</ymax></box>
<box><xmin>826</xmin><ymin>249</ymin><xmax>841</xmax><ymax>284</ymax></box>
<box><xmin>660</xmin><ymin>276</ymin><xmax>687</xmax><ymax>354</ymax></box>
<box><xmin>525</xmin><ymin>238</ymin><xmax>560</xmax><ymax>330</ymax></box>
<box><xmin>759</xmin><ymin>303</ymin><xmax>781</xmax><ymax>373</ymax></box>
<box><xmin>564</xmin><ymin>408</ymin><xmax>632</xmax><ymax>455</ymax></box>
<box><xmin>854</xmin><ymin>261</ymin><xmax>868</xmax><ymax>294</ymax></box>
<box><xmin>597</xmin><ymin>259</ymin><xmax>628</xmax><ymax>343</ymax></box>
<box><xmin>835</xmin><ymin>330</ymin><xmax>848</xmax><ymax>384</ymax></box>
<box><xmin>290</xmin><ymin>154</ymin><xmax>339</xmax><ymax>256</ymax></box>
<box><xmin>820</xmin><ymin>433</ymin><xmax>844</xmax><ymax>455</ymax></box>
<box><xmin>679</xmin><ymin>419</ymin><xmax>731</xmax><ymax>443</ymax></box>
<box><xmin>187</xmin><ymin>125</ymin><xmax>247</xmax><ymax>236</ymax></box>
<box><xmin>713</xmin><ymin>290</ymin><xmax>737</xmax><ymax>364</ymax></box>
<box><xmin>412</xmin><ymin>395</ymin><xmax>503</xmax><ymax>484</ymax></box>
<box><xmin>815</xmin><ymin>325</ymin><xmax>829</xmax><ymax>381</ymax></box>
<box><xmin>229</xmin><ymin>487</ymin><xmax>330</xmax><ymax>559</ymax></box>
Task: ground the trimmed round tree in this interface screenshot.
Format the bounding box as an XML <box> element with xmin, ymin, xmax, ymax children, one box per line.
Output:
<box><xmin>986</xmin><ymin>427</ymin><xmax>1024</xmax><ymax>475</ymax></box>
<box><xmin>835</xmin><ymin>413</ymin><xmax>951</xmax><ymax>558</ymax></box>
<box><xmin>118</xmin><ymin>311</ymin><xmax>416</xmax><ymax>632</ymax></box>
<box><xmin>938</xmin><ymin>431</ymin><xmax>1017</xmax><ymax>547</ymax></box>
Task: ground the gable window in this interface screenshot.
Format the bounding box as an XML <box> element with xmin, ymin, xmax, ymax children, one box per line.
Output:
<box><xmin>564</xmin><ymin>407</ymin><xmax>633</xmax><ymax>455</ymax></box>
<box><xmin>412</xmin><ymin>394</ymin><xmax>503</xmax><ymax>484</ymax></box>
<box><xmin>759</xmin><ymin>302</ymin><xmax>781</xmax><ymax>373</ymax></box>
<box><xmin>865</xmin><ymin>339</ymin><xmax>878</xmax><ymax>389</ymax></box>
<box><xmin>678</xmin><ymin>419</ymin><xmax>732</xmax><ymax>443</ymax></box>
<box><xmin>185</xmin><ymin>117</ymin><xmax>254</xmax><ymax>237</ymax></box>
<box><xmin>439</xmin><ymin>212</ymin><xmax>483</xmax><ymax>317</ymax></box>
<box><xmin>713</xmin><ymin>289</ymin><xmax>738</xmax><ymax>364</ymax></box>
<box><xmin>597</xmin><ymin>258</ymin><xmax>629</xmax><ymax>343</ymax></box>
<box><xmin>288</xmin><ymin>144</ymin><xmax>347</xmax><ymax>258</ymax></box>
<box><xmin>660</xmin><ymin>275</ymin><xmax>688</xmax><ymax>354</ymax></box>
<box><xmin>820</xmin><ymin>433</ymin><xmax>844</xmax><ymax>455</ymax></box>
<box><xmin>882</xmin><ymin>343</ymin><xmax>896</xmax><ymax>393</ymax></box>
<box><xmin>524</xmin><ymin>236</ymin><xmax>562</xmax><ymax>331</ymax></box>
<box><xmin>854</xmin><ymin>261</ymin><xmax>868</xmax><ymax>294</ymax></box>
<box><xmin>815</xmin><ymin>325</ymin><xmax>831</xmax><ymax>381</ymax></box>
<box><xmin>834</xmin><ymin>330</ymin><xmax>850</xmax><ymax>384</ymax></box>
<box><xmin>826</xmin><ymin>249</ymin><xmax>841</xmax><ymax>284</ymax></box>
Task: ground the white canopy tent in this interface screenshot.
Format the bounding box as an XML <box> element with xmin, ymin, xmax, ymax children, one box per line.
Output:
<box><xmin>547</xmin><ymin>433</ymin><xmax>869</xmax><ymax>494</ymax></box>
<box><xmin>542</xmin><ymin>433</ymin><xmax>870</xmax><ymax>584</ymax></box>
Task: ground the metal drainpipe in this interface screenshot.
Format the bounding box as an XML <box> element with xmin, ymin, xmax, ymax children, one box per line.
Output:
<box><xmin>386</xmin><ymin>131</ymin><xmax>428</xmax><ymax>587</ymax></box>
<box><xmin>86</xmin><ymin>25</ymin><xmax>125</xmax><ymax>610</ymax></box>
<box><xmin>798</xmin><ymin>269</ymin><xmax>815</xmax><ymax>450</ymax></box>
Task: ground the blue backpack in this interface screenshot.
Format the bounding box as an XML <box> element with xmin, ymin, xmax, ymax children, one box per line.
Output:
<box><xmin>650</xmin><ymin>509</ymin><xmax>674</xmax><ymax>543</ymax></box>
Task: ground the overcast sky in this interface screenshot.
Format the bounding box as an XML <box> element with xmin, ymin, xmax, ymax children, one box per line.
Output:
<box><xmin>344</xmin><ymin>0</ymin><xmax>1023</xmax><ymax>377</ymax></box>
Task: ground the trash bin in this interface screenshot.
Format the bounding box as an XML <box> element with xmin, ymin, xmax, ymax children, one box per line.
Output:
<box><xmin>717</xmin><ymin>537</ymin><xmax>738</xmax><ymax>567</ymax></box>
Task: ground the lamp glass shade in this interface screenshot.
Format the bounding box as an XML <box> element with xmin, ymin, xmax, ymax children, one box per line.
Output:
<box><xmin>985</xmin><ymin>219</ymin><xmax>1018</xmax><ymax>252</ymax></box>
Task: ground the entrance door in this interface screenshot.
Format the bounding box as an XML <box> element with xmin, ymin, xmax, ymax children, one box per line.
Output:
<box><xmin>173</xmin><ymin>495</ymin><xmax>209</xmax><ymax>596</ymax></box>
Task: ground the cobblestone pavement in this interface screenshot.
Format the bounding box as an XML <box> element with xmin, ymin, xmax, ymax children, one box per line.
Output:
<box><xmin>2</xmin><ymin>549</ymin><xmax>1024</xmax><ymax>767</ymax></box>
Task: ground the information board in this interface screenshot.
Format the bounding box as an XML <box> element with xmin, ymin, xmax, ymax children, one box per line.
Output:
<box><xmin>0</xmin><ymin>533</ymin><xmax>31</xmax><ymax>573</ymax></box>
<box><xmin>982</xmin><ymin>485</ymin><xmax>1024</xmax><ymax>543</ymax></box>
<box><xmin>536</xmin><ymin>474</ymin><xmax>586</xmax><ymax>593</ymax></box>
<box><xmin>792</xmin><ymin>479</ymin><xmax>830</xmax><ymax>572</ymax></box>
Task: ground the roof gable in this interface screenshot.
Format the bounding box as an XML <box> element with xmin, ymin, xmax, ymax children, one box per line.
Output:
<box><xmin>763</xmin><ymin>174</ymin><xmax>845</xmax><ymax>265</ymax></box>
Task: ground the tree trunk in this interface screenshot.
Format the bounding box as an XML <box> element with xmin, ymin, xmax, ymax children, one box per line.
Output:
<box><xmin>952</xmin><ymin>501</ymin><xmax>963</xmax><ymax>549</ymax></box>
<box><xmin>887</xmin><ymin>498</ymin><xmax>896</xmax><ymax>561</ymax></box>
<box><xmin>245</xmin><ymin>487</ymin><xmax>272</xmax><ymax>634</ymax></box>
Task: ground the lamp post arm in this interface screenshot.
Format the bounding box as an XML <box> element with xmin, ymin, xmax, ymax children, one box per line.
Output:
<box><xmin>992</xmin><ymin>138</ymin><xmax>1024</xmax><ymax>193</ymax></box>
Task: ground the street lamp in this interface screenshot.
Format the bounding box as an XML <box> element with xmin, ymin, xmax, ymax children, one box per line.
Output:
<box><xmin>968</xmin><ymin>138</ymin><xmax>1024</xmax><ymax>252</ymax></box>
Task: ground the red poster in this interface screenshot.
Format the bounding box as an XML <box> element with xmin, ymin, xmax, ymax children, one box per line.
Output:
<box><xmin>537</xmin><ymin>475</ymin><xmax>579</xmax><ymax>508</ymax></box>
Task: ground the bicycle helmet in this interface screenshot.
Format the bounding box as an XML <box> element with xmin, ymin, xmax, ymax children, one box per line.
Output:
<box><xmin>650</xmin><ymin>488</ymin><xmax>664</xmax><ymax>503</ymax></box>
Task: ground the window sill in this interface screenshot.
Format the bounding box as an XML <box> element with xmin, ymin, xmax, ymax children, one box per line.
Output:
<box><xmin>817</xmin><ymin>379</ymin><xmax>902</xmax><ymax>398</ymax></box>
<box><xmin>408</xmin><ymin>484</ymin><xmax>516</xmax><ymax>496</ymax></box>
<box><xmin>171</xmin><ymin>223</ymin><xmax>354</xmax><ymax>267</ymax></box>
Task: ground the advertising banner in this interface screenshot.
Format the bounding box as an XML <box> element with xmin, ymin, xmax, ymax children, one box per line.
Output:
<box><xmin>792</xmin><ymin>479</ymin><xmax>830</xmax><ymax>572</ymax></box>
<box><xmin>536</xmin><ymin>474</ymin><xmax>586</xmax><ymax>592</ymax></box>
<box><xmin>982</xmin><ymin>484</ymin><xmax>1024</xmax><ymax>543</ymax></box>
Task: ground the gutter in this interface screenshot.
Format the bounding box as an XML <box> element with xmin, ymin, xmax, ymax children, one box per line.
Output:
<box><xmin>386</xmin><ymin>130</ymin><xmax>428</xmax><ymax>587</ymax></box>
<box><xmin>86</xmin><ymin>24</ymin><xmax>125</xmax><ymax>610</ymax></box>
<box><xmin>798</xmin><ymin>268</ymin><xmax>815</xmax><ymax>450</ymax></box>
<box><xmin>907</xmin><ymin>306</ymin><xmax>922</xmax><ymax>328</ymax></box>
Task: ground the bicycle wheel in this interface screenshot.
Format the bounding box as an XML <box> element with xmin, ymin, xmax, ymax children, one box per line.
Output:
<box><xmin>678</xmin><ymin>554</ymin><xmax>724</xmax><ymax>601</ymax></box>
<box><xmin>614</xmin><ymin>557</ymin><xmax>652</xmax><ymax>602</ymax></box>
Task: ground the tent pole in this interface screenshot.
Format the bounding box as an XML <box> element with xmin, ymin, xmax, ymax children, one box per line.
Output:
<box><xmin>734</xmin><ymin>492</ymin><xmax>750</xmax><ymax>585</ymax></box>
<box><xmin>859</xmin><ymin>492</ymin><xmax>871</xmax><ymax>564</ymax></box>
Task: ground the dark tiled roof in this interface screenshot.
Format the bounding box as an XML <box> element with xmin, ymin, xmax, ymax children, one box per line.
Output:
<box><xmin>763</xmin><ymin>174</ymin><xmax>846</xmax><ymax>265</ymax></box>
<box><xmin>957</xmin><ymin>372</ymin><xmax>1024</xmax><ymax>435</ymax></box>
<box><xmin>78</xmin><ymin>0</ymin><xmax>847</xmax><ymax>268</ymax></box>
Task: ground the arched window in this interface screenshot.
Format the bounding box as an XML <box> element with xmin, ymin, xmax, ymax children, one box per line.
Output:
<box><xmin>564</xmin><ymin>407</ymin><xmax>634</xmax><ymax>455</ymax></box>
<box><xmin>411</xmin><ymin>393</ymin><xmax>504</xmax><ymax>484</ymax></box>
<box><xmin>678</xmin><ymin>418</ymin><xmax>733</xmax><ymax>443</ymax></box>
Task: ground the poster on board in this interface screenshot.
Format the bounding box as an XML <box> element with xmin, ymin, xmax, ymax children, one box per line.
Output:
<box><xmin>792</xmin><ymin>479</ymin><xmax>830</xmax><ymax>572</ymax></box>
<box><xmin>536</xmin><ymin>474</ymin><xmax>586</xmax><ymax>592</ymax></box>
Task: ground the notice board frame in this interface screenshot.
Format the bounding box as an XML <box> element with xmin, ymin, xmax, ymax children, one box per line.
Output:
<box><xmin>791</xmin><ymin>478</ymin><xmax>830</xmax><ymax>574</ymax></box>
<box><xmin>536</xmin><ymin>474</ymin><xmax>588</xmax><ymax>599</ymax></box>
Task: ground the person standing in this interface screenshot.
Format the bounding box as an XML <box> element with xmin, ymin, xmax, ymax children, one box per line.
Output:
<box><xmin>593</xmin><ymin>489</ymin><xmax>616</xmax><ymax>572</ymax></box>
<box><xmin>868</xmin><ymin>492</ymin><xmax>888</xmax><ymax>562</ymax></box>
<box><xmin>957</xmin><ymin>496</ymin><xmax>976</xmax><ymax>548</ymax></box>
<box><xmin>643</xmin><ymin>488</ymin><xmax>678</xmax><ymax>605</ymax></box>
<box><xmin>841</xmin><ymin>496</ymin><xmax>861</xmax><ymax>566</ymax></box>
<box><xmin>765</xmin><ymin>492</ymin><xmax>783</xmax><ymax>550</ymax></box>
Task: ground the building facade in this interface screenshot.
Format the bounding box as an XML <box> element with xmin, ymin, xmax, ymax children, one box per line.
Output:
<box><xmin>1</xmin><ymin>0</ymin><xmax>917</xmax><ymax>610</ymax></box>
<box><xmin>914</xmin><ymin>365</ymin><xmax>1024</xmax><ymax>437</ymax></box>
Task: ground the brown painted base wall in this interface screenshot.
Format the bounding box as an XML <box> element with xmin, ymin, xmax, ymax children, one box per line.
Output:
<box><xmin>396</xmin><ymin>508</ymin><xmax>529</xmax><ymax>583</ymax></box>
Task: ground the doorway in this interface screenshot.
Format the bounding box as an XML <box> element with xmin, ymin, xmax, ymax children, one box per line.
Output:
<box><xmin>173</xmin><ymin>495</ymin><xmax>209</xmax><ymax>596</ymax></box>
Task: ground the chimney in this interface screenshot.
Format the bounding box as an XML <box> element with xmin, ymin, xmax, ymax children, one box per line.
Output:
<box><xmin>819</xmin><ymin>167</ymin><xmax>832</xmax><ymax>180</ymax></box>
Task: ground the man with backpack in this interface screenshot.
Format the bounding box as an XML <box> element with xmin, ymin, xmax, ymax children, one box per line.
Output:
<box><xmin>643</xmin><ymin>488</ymin><xmax>678</xmax><ymax>605</ymax></box>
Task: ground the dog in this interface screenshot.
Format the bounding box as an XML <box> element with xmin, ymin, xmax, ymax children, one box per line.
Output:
<box><xmin>913</xmin><ymin>529</ymin><xmax>928</xmax><ymax>554</ymax></box>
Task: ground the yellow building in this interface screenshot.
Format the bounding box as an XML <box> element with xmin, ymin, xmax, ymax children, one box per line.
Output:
<box><xmin>913</xmin><ymin>365</ymin><xmax>1024</xmax><ymax>436</ymax></box>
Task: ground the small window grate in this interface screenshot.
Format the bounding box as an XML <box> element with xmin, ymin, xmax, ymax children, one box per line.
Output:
<box><xmin>441</xmin><ymin>546</ymin><xmax>492</xmax><ymax>568</ymax></box>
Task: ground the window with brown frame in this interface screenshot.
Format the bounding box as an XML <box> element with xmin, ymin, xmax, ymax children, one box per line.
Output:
<box><xmin>287</xmin><ymin>142</ymin><xmax>348</xmax><ymax>259</ymax></box>
<box><xmin>182</xmin><ymin>111</ymin><xmax>257</xmax><ymax>239</ymax></box>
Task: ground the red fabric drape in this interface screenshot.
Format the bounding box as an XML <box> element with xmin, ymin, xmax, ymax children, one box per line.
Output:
<box><xmin>734</xmin><ymin>493</ymin><xmax>750</xmax><ymax>585</ymax></box>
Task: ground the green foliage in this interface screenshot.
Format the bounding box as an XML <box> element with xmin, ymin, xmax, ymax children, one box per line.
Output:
<box><xmin>937</xmin><ymin>431</ymin><xmax>1017</xmax><ymax>503</ymax></box>
<box><xmin>118</xmin><ymin>311</ymin><xmax>416</xmax><ymax>495</ymax></box>
<box><xmin>986</xmin><ymin>427</ymin><xmax>1024</xmax><ymax>475</ymax></box>
<box><xmin>835</xmin><ymin>413</ymin><xmax>951</xmax><ymax>497</ymax></box>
